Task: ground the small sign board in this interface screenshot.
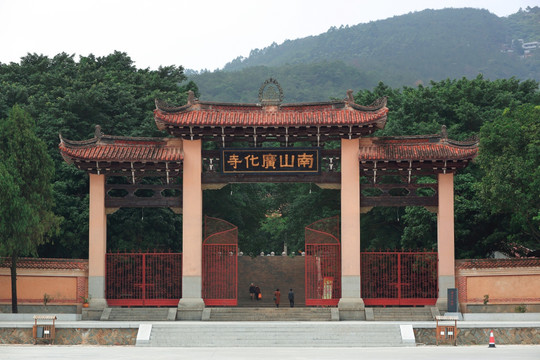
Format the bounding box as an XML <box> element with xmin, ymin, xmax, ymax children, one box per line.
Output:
<box><xmin>447</xmin><ymin>288</ymin><xmax>458</xmax><ymax>312</ymax></box>
<box><xmin>222</xmin><ymin>148</ymin><xmax>320</xmax><ymax>174</ymax></box>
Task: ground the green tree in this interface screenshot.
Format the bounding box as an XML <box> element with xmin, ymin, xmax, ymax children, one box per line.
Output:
<box><xmin>0</xmin><ymin>52</ymin><xmax>196</xmax><ymax>257</ymax></box>
<box><xmin>477</xmin><ymin>104</ymin><xmax>540</xmax><ymax>249</ymax></box>
<box><xmin>355</xmin><ymin>78</ymin><xmax>539</xmax><ymax>256</ymax></box>
<box><xmin>0</xmin><ymin>106</ymin><xmax>60</xmax><ymax>312</ymax></box>
<box><xmin>203</xmin><ymin>184</ymin><xmax>269</xmax><ymax>256</ymax></box>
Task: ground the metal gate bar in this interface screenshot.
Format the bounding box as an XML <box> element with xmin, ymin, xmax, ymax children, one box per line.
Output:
<box><xmin>202</xmin><ymin>216</ymin><xmax>238</xmax><ymax>306</ymax></box>
<box><xmin>106</xmin><ymin>252</ymin><xmax>182</xmax><ymax>306</ymax></box>
<box><xmin>305</xmin><ymin>216</ymin><xmax>341</xmax><ymax>306</ymax></box>
<box><xmin>361</xmin><ymin>251</ymin><xmax>437</xmax><ymax>306</ymax></box>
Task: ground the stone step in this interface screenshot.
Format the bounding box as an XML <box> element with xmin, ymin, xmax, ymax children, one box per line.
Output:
<box><xmin>371</xmin><ymin>307</ymin><xmax>435</xmax><ymax>321</ymax></box>
<box><xmin>207</xmin><ymin>307</ymin><xmax>333</xmax><ymax>321</ymax></box>
<box><xmin>104</xmin><ymin>307</ymin><xmax>174</xmax><ymax>321</ymax></box>
<box><xmin>143</xmin><ymin>322</ymin><xmax>413</xmax><ymax>347</ymax></box>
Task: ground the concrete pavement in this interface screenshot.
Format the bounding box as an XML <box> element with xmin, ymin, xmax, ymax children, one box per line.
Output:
<box><xmin>0</xmin><ymin>344</ymin><xmax>538</xmax><ymax>360</ymax></box>
<box><xmin>2</xmin><ymin>318</ymin><xmax>540</xmax><ymax>329</ymax></box>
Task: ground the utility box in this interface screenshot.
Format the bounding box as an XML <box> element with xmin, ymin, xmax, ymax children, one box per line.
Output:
<box><xmin>32</xmin><ymin>315</ymin><xmax>57</xmax><ymax>345</ymax></box>
<box><xmin>435</xmin><ymin>315</ymin><xmax>458</xmax><ymax>346</ymax></box>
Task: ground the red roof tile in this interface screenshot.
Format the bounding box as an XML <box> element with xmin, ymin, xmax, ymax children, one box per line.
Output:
<box><xmin>154</xmin><ymin>98</ymin><xmax>388</xmax><ymax>128</ymax></box>
<box><xmin>0</xmin><ymin>257</ymin><xmax>88</xmax><ymax>271</ymax></box>
<box><xmin>59</xmin><ymin>135</ymin><xmax>183</xmax><ymax>163</ymax></box>
<box><xmin>456</xmin><ymin>258</ymin><xmax>540</xmax><ymax>269</ymax></box>
<box><xmin>358</xmin><ymin>136</ymin><xmax>478</xmax><ymax>162</ymax></box>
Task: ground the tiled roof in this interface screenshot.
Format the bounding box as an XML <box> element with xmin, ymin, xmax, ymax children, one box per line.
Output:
<box><xmin>154</xmin><ymin>97</ymin><xmax>388</xmax><ymax>128</ymax></box>
<box><xmin>358</xmin><ymin>135</ymin><xmax>478</xmax><ymax>162</ymax></box>
<box><xmin>59</xmin><ymin>134</ymin><xmax>183</xmax><ymax>163</ymax></box>
<box><xmin>0</xmin><ymin>257</ymin><xmax>88</xmax><ymax>271</ymax></box>
<box><xmin>456</xmin><ymin>258</ymin><xmax>540</xmax><ymax>269</ymax></box>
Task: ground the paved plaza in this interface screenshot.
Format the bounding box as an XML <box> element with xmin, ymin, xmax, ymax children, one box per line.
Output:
<box><xmin>0</xmin><ymin>345</ymin><xmax>538</xmax><ymax>360</ymax></box>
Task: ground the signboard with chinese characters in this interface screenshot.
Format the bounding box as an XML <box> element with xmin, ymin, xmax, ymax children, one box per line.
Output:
<box><xmin>221</xmin><ymin>148</ymin><xmax>320</xmax><ymax>174</ymax></box>
<box><xmin>447</xmin><ymin>288</ymin><xmax>458</xmax><ymax>313</ymax></box>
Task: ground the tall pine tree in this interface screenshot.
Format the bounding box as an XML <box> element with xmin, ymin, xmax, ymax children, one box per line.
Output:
<box><xmin>0</xmin><ymin>105</ymin><xmax>60</xmax><ymax>312</ymax></box>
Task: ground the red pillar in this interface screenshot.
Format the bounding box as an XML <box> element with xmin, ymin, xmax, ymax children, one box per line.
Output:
<box><xmin>437</xmin><ymin>172</ymin><xmax>455</xmax><ymax>310</ymax></box>
<box><xmin>178</xmin><ymin>139</ymin><xmax>205</xmax><ymax>319</ymax></box>
<box><xmin>338</xmin><ymin>138</ymin><xmax>364</xmax><ymax>319</ymax></box>
<box><xmin>88</xmin><ymin>173</ymin><xmax>107</xmax><ymax>309</ymax></box>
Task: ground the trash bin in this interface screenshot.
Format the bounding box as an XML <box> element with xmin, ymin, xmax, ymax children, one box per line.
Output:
<box><xmin>435</xmin><ymin>315</ymin><xmax>458</xmax><ymax>346</ymax></box>
<box><xmin>32</xmin><ymin>315</ymin><xmax>57</xmax><ymax>345</ymax></box>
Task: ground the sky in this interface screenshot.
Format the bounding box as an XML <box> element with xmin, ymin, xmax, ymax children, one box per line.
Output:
<box><xmin>0</xmin><ymin>0</ymin><xmax>538</xmax><ymax>71</ymax></box>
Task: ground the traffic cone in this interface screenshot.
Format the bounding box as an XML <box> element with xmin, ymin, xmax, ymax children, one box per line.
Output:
<box><xmin>488</xmin><ymin>330</ymin><xmax>496</xmax><ymax>348</ymax></box>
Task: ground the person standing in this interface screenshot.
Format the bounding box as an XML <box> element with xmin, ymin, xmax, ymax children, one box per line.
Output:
<box><xmin>255</xmin><ymin>285</ymin><xmax>261</xmax><ymax>301</ymax></box>
<box><xmin>288</xmin><ymin>288</ymin><xmax>294</xmax><ymax>307</ymax></box>
<box><xmin>274</xmin><ymin>288</ymin><xmax>281</xmax><ymax>308</ymax></box>
<box><xmin>249</xmin><ymin>283</ymin><xmax>256</xmax><ymax>301</ymax></box>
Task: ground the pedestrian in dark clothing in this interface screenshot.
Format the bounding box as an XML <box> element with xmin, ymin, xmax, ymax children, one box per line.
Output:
<box><xmin>274</xmin><ymin>288</ymin><xmax>281</xmax><ymax>308</ymax></box>
<box><xmin>288</xmin><ymin>288</ymin><xmax>294</xmax><ymax>307</ymax></box>
<box><xmin>249</xmin><ymin>283</ymin><xmax>256</xmax><ymax>300</ymax></box>
<box><xmin>255</xmin><ymin>286</ymin><xmax>261</xmax><ymax>300</ymax></box>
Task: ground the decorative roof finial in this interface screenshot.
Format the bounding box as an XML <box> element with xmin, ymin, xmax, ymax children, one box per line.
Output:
<box><xmin>346</xmin><ymin>89</ymin><xmax>355</xmax><ymax>103</ymax></box>
<box><xmin>441</xmin><ymin>125</ymin><xmax>448</xmax><ymax>140</ymax></box>
<box><xmin>95</xmin><ymin>125</ymin><xmax>103</xmax><ymax>140</ymax></box>
<box><xmin>187</xmin><ymin>90</ymin><xmax>195</xmax><ymax>105</ymax></box>
<box><xmin>258</xmin><ymin>78</ymin><xmax>284</xmax><ymax>105</ymax></box>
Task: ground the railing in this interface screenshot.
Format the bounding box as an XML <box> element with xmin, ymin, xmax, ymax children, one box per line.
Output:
<box><xmin>202</xmin><ymin>216</ymin><xmax>238</xmax><ymax>306</ymax></box>
<box><xmin>305</xmin><ymin>216</ymin><xmax>341</xmax><ymax>306</ymax></box>
<box><xmin>361</xmin><ymin>251</ymin><xmax>437</xmax><ymax>306</ymax></box>
<box><xmin>106</xmin><ymin>252</ymin><xmax>182</xmax><ymax>306</ymax></box>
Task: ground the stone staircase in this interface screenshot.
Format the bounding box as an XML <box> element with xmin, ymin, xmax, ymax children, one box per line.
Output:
<box><xmin>206</xmin><ymin>307</ymin><xmax>335</xmax><ymax>321</ymax></box>
<box><xmin>140</xmin><ymin>322</ymin><xmax>415</xmax><ymax>347</ymax></box>
<box><xmin>101</xmin><ymin>307</ymin><xmax>176</xmax><ymax>321</ymax></box>
<box><xmin>98</xmin><ymin>306</ymin><xmax>437</xmax><ymax>321</ymax></box>
<box><xmin>369</xmin><ymin>307</ymin><xmax>437</xmax><ymax>321</ymax></box>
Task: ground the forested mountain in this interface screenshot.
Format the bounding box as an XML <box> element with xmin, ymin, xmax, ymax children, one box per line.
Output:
<box><xmin>505</xmin><ymin>6</ymin><xmax>540</xmax><ymax>42</ymax></box>
<box><xmin>188</xmin><ymin>7</ymin><xmax>540</xmax><ymax>102</ymax></box>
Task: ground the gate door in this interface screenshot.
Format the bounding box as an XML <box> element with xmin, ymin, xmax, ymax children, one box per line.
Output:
<box><xmin>305</xmin><ymin>216</ymin><xmax>341</xmax><ymax>306</ymax></box>
<box><xmin>361</xmin><ymin>251</ymin><xmax>437</xmax><ymax>306</ymax></box>
<box><xmin>106</xmin><ymin>252</ymin><xmax>182</xmax><ymax>306</ymax></box>
<box><xmin>203</xmin><ymin>216</ymin><xmax>238</xmax><ymax>306</ymax></box>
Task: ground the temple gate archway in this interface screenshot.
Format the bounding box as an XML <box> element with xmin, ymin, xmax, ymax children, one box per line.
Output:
<box><xmin>59</xmin><ymin>79</ymin><xmax>478</xmax><ymax>318</ymax></box>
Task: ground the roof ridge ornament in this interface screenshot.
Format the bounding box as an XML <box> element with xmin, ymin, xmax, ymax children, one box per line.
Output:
<box><xmin>95</xmin><ymin>125</ymin><xmax>103</xmax><ymax>141</ymax></box>
<box><xmin>187</xmin><ymin>90</ymin><xmax>195</xmax><ymax>105</ymax></box>
<box><xmin>346</xmin><ymin>89</ymin><xmax>355</xmax><ymax>103</ymax></box>
<box><xmin>155</xmin><ymin>98</ymin><xmax>192</xmax><ymax>112</ymax></box>
<box><xmin>440</xmin><ymin>125</ymin><xmax>448</xmax><ymax>140</ymax></box>
<box><xmin>258</xmin><ymin>78</ymin><xmax>284</xmax><ymax>106</ymax></box>
<box><xmin>348</xmin><ymin>96</ymin><xmax>388</xmax><ymax>111</ymax></box>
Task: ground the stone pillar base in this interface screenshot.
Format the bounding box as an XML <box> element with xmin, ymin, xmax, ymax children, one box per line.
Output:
<box><xmin>177</xmin><ymin>298</ymin><xmax>205</xmax><ymax>320</ymax></box>
<box><xmin>82</xmin><ymin>309</ymin><xmax>103</xmax><ymax>321</ymax></box>
<box><xmin>436</xmin><ymin>297</ymin><xmax>448</xmax><ymax>313</ymax></box>
<box><xmin>88</xmin><ymin>298</ymin><xmax>108</xmax><ymax>310</ymax></box>
<box><xmin>338</xmin><ymin>298</ymin><xmax>365</xmax><ymax>320</ymax></box>
<box><xmin>437</xmin><ymin>274</ymin><xmax>456</xmax><ymax>313</ymax></box>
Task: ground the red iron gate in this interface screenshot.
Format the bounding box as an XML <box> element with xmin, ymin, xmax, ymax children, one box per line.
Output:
<box><xmin>361</xmin><ymin>251</ymin><xmax>437</xmax><ymax>306</ymax></box>
<box><xmin>202</xmin><ymin>216</ymin><xmax>238</xmax><ymax>306</ymax></box>
<box><xmin>106</xmin><ymin>252</ymin><xmax>182</xmax><ymax>306</ymax></box>
<box><xmin>305</xmin><ymin>216</ymin><xmax>341</xmax><ymax>306</ymax></box>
